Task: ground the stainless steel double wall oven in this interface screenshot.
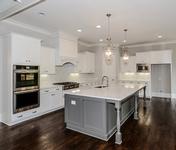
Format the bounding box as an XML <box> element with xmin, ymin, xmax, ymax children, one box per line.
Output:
<box><xmin>13</xmin><ymin>65</ymin><xmax>40</xmax><ymax>113</ymax></box>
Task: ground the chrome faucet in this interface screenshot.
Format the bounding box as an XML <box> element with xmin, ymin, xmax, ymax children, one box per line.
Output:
<box><xmin>102</xmin><ymin>76</ymin><xmax>109</xmax><ymax>87</ymax></box>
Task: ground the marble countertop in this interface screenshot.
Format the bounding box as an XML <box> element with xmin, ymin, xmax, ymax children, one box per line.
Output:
<box><xmin>63</xmin><ymin>83</ymin><xmax>145</xmax><ymax>102</ymax></box>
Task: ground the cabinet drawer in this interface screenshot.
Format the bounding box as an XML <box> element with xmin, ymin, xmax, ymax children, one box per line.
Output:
<box><xmin>11</xmin><ymin>108</ymin><xmax>39</xmax><ymax>122</ymax></box>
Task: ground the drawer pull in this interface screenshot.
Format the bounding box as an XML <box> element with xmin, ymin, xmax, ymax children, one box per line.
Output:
<box><xmin>51</xmin><ymin>94</ymin><xmax>55</xmax><ymax>96</ymax></box>
<box><xmin>44</xmin><ymin>90</ymin><xmax>49</xmax><ymax>92</ymax></box>
<box><xmin>32</xmin><ymin>111</ymin><xmax>37</xmax><ymax>114</ymax></box>
<box><xmin>17</xmin><ymin>115</ymin><xmax>23</xmax><ymax>118</ymax></box>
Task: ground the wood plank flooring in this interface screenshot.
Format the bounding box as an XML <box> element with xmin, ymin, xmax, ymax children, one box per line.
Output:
<box><xmin>0</xmin><ymin>98</ymin><xmax>176</xmax><ymax>150</ymax></box>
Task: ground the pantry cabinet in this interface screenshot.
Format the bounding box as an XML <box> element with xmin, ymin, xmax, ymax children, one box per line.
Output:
<box><xmin>10</xmin><ymin>33</ymin><xmax>41</xmax><ymax>65</ymax></box>
<box><xmin>40</xmin><ymin>46</ymin><xmax>56</xmax><ymax>74</ymax></box>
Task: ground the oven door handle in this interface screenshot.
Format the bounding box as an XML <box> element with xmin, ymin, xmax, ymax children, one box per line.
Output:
<box><xmin>14</xmin><ymin>89</ymin><xmax>39</xmax><ymax>94</ymax></box>
<box><xmin>14</xmin><ymin>70</ymin><xmax>39</xmax><ymax>73</ymax></box>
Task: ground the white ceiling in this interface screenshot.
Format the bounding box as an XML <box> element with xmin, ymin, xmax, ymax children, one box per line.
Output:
<box><xmin>3</xmin><ymin>0</ymin><xmax>176</xmax><ymax>44</ymax></box>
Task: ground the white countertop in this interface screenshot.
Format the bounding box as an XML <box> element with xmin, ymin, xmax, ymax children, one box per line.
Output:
<box><xmin>64</xmin><ymin>83</ymin><xmax>145</xmax><ymax>102</ymax></box>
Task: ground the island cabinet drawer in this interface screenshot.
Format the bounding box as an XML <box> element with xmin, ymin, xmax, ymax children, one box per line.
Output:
<box><xmin>65</xmin><ymin>95</ymin><xmax>83</xmax><ymax>127</ymax></box>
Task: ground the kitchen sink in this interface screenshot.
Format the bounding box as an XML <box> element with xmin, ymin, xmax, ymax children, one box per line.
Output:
<box><xmin>94</xmin><ymin>85</ymin><xmax>107</xmax><ymax>88</ymax></box>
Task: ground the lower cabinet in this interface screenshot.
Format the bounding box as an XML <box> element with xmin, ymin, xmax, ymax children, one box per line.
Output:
<box><xmin>40</xmin><ymin>87</ymin><xmax>63</xmax><ymax>113</ymax></box>
<box><xmin>11</xmin><ymin>108</ymin><xmax>40</xmax><ymax>123</ymax></box>
<box><xmin>65</xmin><ymin>95</ymin><xmax>116</xmax><ymax>140</ymax></box>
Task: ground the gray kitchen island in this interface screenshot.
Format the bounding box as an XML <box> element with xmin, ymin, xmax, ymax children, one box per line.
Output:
<box><xmin>64</xmin><ymin>83</ymin><xmax>146</xmax><ymax>144</ymax></box>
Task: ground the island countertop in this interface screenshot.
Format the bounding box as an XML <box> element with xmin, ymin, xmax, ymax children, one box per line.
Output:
<box><xmin>63</xmin><ymin>83</ymin><xmax>145</xmax><ymax>101</ymax></box>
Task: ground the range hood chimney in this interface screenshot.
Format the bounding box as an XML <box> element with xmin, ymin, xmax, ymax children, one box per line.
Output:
<box><xmin>0</xmin><ymin>0</ymin><xmax>45</xmax><ymax>21</ymax></box>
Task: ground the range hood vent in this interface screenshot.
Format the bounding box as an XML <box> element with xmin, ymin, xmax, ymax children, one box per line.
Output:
<box><xmin>0</xmin><ymin>0</ymin><xmax>45</xmax><ymax>21</ymax></box>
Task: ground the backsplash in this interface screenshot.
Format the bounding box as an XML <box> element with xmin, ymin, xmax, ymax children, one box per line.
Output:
<box><xmin>118</xmin><ymin>72</ymin><xmax>150</xmax><ymax>81</ymax></box>
<box><xmin>40</xmin><ymin>63</ymin><xmax>100</xmax><ymax>87</ymax></box>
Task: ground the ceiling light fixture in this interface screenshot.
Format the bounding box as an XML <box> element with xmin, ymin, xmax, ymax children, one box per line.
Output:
<box><xmin>99</xmin><ymin>39</ymin><xmax>103</xmax><ymax>42</ymax></box>
<box><xmin>77</xmin><ymin>29</ymin><xmax>82</xmax><ymax>33</ymax></box>
<box><xmin>14</xmin><ymin>0</ymin><xmax>22</xmax><ymax>4</ymax></box>
<box><xmin>96</xmin><ymin>25</ymin><xmax>101</xmax><ymax>29</ymax></box>
<box><xmin>157</xmin><ymin>35</ymin><xmax>163</xmax><ymax>39</ymax></box>
<box><xmin>104</xmin><ymin>13</ymin><xmax>114</xmax><ymax>63</ymax></box>
<box><xmin>122</xmin><ymin>29</ymin><xmax>129</xmax><ymax>61</ymax></box>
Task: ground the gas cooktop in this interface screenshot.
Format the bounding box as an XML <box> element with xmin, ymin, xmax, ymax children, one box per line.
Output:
<box><xmin>53</xmin><ymin>82</ymin><xmax>79</xmax><ymax>90</ymax></box>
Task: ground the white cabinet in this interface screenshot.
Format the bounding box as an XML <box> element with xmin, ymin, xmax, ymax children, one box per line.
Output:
<box><xmin>120</xmin><ymin>56</ymin><xmax>136</xmax><ymax>73</ymax></box>
<box><xmin>78</xmin><ymin>51</ymin><xmax>95</xmax><ymax>73</ymax></box>
<box><xmin>11</xmin><ymin>33</ymin><xmax>41</xmax><ymax>65</ymax></box>
<box><xmin>11</xmin><ymin>108</ymin><xmax>40</xmax><ymax>123</ymax></box>
<box><xmin>150</xmin><ymin>50</ymin><xmax>172</xmax><ymax>64</ymax></box>
<box><xmin>136</xmin><ymin>52</ymin><xmax>151</xmax><ymax>64</ymax></box>
<box><xmin>40</xmin><ymin>46</ymin><xmax>55</xmax><ymax>74</ymax></box>
<box><xmin>40</xmin><ymin>87</ymin><xmax>63</xmax><ymax>113</ymax></box>
<box><xmin>55</xmin><ymin>32</ymin><xmax>78</xmax><ymax>65</ymax></box>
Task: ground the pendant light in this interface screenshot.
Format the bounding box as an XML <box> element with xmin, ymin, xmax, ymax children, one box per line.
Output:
<box><xmin>105</xmin><ymin>13</ymin><xmax>113</xmax><ymax>60</ymax></box>
<box><xmin>122</xmin><ymin>29</ymin><xmax>129</xmax><ymax>61</ymax></box>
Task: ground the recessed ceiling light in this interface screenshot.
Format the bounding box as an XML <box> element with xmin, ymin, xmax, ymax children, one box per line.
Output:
<box><xmin>38</xmin><ymin>12</ymin><xmax>46</xmax><ymax>16</ymax></box>
<box><xmin>157</xmin><ymin>35</ymin><xmax>163</xmax><ymax>39</ymax></box>
<box><xmin>96</xmin><ymin>25</ymin><xmax>101</xmax><ymax>29</ymax></box>
<box><xmin>77</xmin><ymin>29</ymin><xmax>82</xmax><ymax>32</ymax></box>
<box><xmin>99</xmin><ymin>39</ymin><xmax>103</xmax><ymax>42</ymax></box>
<box><xmin>14</xmin><ymin>0</ymin><xmax>22</xmax><ymax>3</ymax></box>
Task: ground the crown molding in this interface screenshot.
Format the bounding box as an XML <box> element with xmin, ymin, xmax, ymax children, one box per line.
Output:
<box><xmin>127</xmin><ymin>40</ymin><xmax>176</xmax><ymax>48</ymax></box>
<box><xmin>2</xmin><ymin>18</ymin><xmax>52</xmax><ymax>36</ymax></box>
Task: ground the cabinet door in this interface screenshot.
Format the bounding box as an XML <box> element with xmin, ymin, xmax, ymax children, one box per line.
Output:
<box><xmin>59</xmin><ymin>38</ymin><xmax>78</xmax><ymax>58</ymax></box>
<box><xmin>88</xmin><ymin>52</ymin><xmax>95</xmax><ymax>73</ymax></box>
<box><xmin>65</xmin><ymin>95</ymin><xmax>83</xmax><ymax>127</ymax></box>
<box><xmin>41</xmin><ymin>47</ymin><xmax>55</xmax><ymax>74</ymax></box>
<box><xmin>150</xmin><ymin>50</ymin><xmax>172</xmax><ymax>64</ymax></box>
<box><xmin>78</xmin><ymin>52</ymin><xmax>95</xmax><ymax>73</ymax></box>
<box><xmin>136</xmin><ymin>52</ymin><xmax>150</xmax><ymax>64</ymax></box>
<box><xmin>40</xmin><ymin>91</ymin><xmax>51</xmax><ymax>113</ymax></box>
<box><xmin>11</xmin><ymin>33</ymin><xmax>41</xmax><ymax>65</ymax></box>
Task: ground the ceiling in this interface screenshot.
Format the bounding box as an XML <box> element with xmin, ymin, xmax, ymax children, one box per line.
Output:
<box><xmin>2</xmin><ymin>0</ymin><xmax>176</xmax><ymax>44</ymax></box>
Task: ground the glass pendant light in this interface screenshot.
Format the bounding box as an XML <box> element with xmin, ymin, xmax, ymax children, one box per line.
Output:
<box><xmin>122</xmin><ymin>29</ymin><xmax>129</xmax><ymax>61</ymax></box>
<box><xmin>105</xmin><ymin>13</ymin><xmax>113</xmax><ymax>61</ymax></box>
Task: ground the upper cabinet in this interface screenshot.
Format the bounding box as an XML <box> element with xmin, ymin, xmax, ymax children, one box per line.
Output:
<box><xmin>136</xmin><ymin>50</ymin><xmax>172</xmax><ymax>65</ymax></box>
<box><xmin>55</xmin><ymin>32</ymin><xmax>78</xmax><ymax>66</ymax></box>
<box><xmin>136</xmin><ymin>52</ymin><xmax>151</xmax><ymax>64</ymax></box>
<box><xmin>120</xmin><ymin>56</ymin><xmax>136</xmax><ymax>73</ymax></box>
<box><xmin>40</xmin><ymin>46</ymin><xmax>56</xmax><ymax>74</ymax></box>
<box><xmin>10</xmin><ymin>33</ymin><xmax>41</xmax><ymax>65</ymax></box>
<box><xmin>150</xmin><ymin>50</ymin><xmax>172</xmax><ymax>64</ymax></box>
<box><xmin>78</xmin><ymin>51</ymin><xmax>95</xmax><ymax>73</ymax></box>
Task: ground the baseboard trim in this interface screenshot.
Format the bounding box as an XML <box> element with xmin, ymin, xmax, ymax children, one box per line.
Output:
<box><xmin>152</xmin><ymin>92</ymin><xmax>171</xmax><ymax>98</ymax></box>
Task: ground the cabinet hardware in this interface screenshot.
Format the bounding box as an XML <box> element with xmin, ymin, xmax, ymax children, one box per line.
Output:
<box><xmin>17</xmin><ymin>115</ymin><xmax>23</xmax><ymax>118</ymax></box>
<box><xmin>32</xmin><ymin>111</ymin><xmax>37</xmax><ymax>114</ymax></box>
<box><xmin>44</xmin><ymin>90</ymin><xmax>49</xmax><ymax>92</ymax></box>
<box><xmin>51</xmin><ymin>94</ymin><xmax>55</xmax><ymax>96</ymax></box>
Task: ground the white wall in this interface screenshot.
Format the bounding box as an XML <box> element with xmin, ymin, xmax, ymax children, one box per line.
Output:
<box><xmin>0</xmin><ymin>37</ymin><xmax>2</xmax><ymax>120</ymax></box>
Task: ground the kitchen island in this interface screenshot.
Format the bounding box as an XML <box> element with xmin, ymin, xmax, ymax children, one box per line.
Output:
<box><xmin>64</xmin><ymin>83</ymin><xmax>146</xmax><ymax>144</ymax></box>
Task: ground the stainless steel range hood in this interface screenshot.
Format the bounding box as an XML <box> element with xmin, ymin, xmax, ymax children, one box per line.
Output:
<box><xmin>0</xmin><ymin>0</ymin><xmax>45</xmax><ymax>21</ymax></box>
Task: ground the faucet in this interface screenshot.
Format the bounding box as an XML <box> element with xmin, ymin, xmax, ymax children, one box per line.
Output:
<box><xmin>102</xmin><ymin>76</ymin><xmax>109</xmax><ymax>87</ymax></box>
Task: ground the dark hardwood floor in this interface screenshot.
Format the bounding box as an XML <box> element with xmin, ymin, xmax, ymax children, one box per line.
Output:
<box><xmin>0</xmin><ymin>98</ymin><xmax>176</xmax><ymax>150</ymax></box>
